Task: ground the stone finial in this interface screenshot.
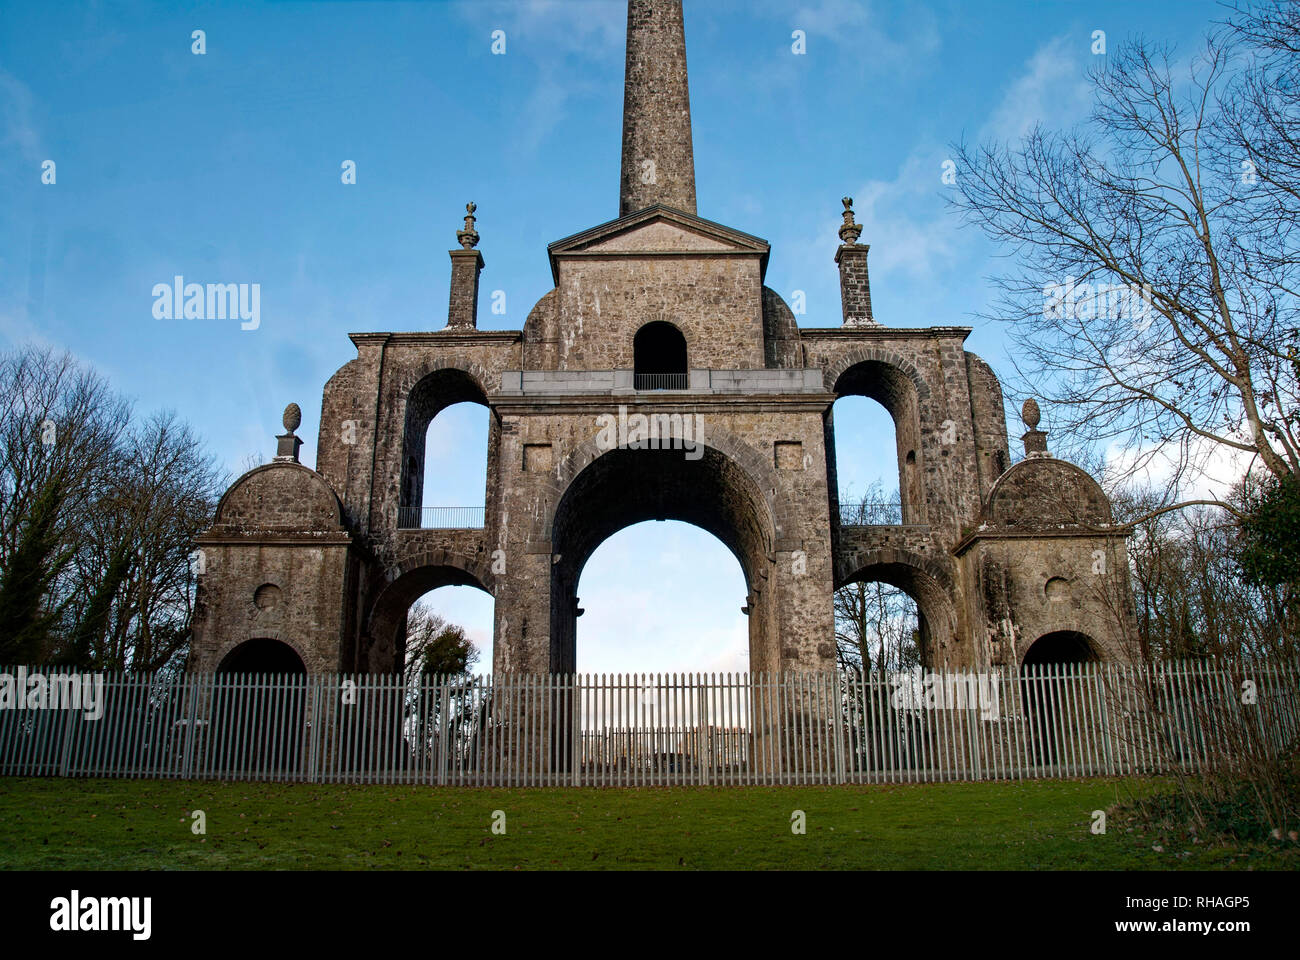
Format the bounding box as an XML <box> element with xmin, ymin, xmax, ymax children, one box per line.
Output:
<box><xmin>447</xmin><ymin>206</ymin><xmax>485</xmax><ymax>329</ymax></box>
<box><xmin>838</xmin><ymin>196</ymin><xmax>863</xmax><ymax>245</ymax></box>
<box><xmin>456</xmin><ymin>202</ymin><xmax>479</xmax><ymax>250</ymax></box>
<box><xmin>1021</xmin><ymin>397</ymin><xmax>1049</xmax><ymax>457</ymax></box>
<box><xmin>1021</xmin><ymin>398</ymin><xmax>1040</xmax><ymax>430</ymax></box>
<box><xmin>836</xmin><ymin>196</ymin><xmax>874</xmax><ymax>325</ymax></box>
<box><xmin>274</xmin><ymin>402</ymin><xmax>303</xmax><ymax>463</ymax></box>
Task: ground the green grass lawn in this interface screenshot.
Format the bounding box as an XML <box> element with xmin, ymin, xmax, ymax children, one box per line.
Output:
<box><xmin>0</xmin><ymin>776</ymin><xmax>1292</xmax><ymax>870</ymax></box>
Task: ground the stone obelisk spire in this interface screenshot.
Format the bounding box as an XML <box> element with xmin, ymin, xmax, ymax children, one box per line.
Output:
<box><xmin>619</xmin><ymin>0</ymin><xmax>697</xmax><ymax>217</ymax></box>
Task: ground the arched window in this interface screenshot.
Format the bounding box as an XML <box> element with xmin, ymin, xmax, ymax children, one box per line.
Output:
<box><xmin>399</xmin><ymin>369</ymin><xmax>489</xmax><ymax>529</ymax></box>
<box><xmin>830</xmin><ymin>360</ymin><xmax>925</xmax><ymax>525</ymax></box>
<box><xmin>633</xmin><ymin>322</ymin><xmax>688</xmax><ymax>390</ymax></box>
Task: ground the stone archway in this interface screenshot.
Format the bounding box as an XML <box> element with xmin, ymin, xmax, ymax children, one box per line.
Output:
<box><xmin>829</xmin><ymin>356</ymin><xmax>927</xmax><ymax>524</ymax></box>
<box><xmin>1019</xmin><ymin>629</ymin><xmax>1099</xmax><ymax>768</ymax></box>
<box><xmin>837</xmin><ymin>549</ymin><xmax>958</xmax><ymax>669</ymax></box>
<box><xmin>633</xmin><ymin>321</ymin><xmax>688</xmax><ymax>389</ymax></box>
<box><xmin>546</xmin><ymin>442</ymin><xmax>778</xmax><ymax>674</ymax></box>
<box><xmin>398</xmin><ymin>366</ymin><xmax>492</xmax><ymax>528</ymax></box>
<box><xmin>365</xmin><ymin>561</ymin><xmax>494</xmax><ymax>673</ymax></box>
<box><xmin>217</xmin><ymin>637</ymin><xmax>307</xmax><ymax>674</ymax></box>
<box><xmin>215</xmin><ymin>638</ymin><xmax>307</xmax><ymax>774</ymax></box>
<box><xmin>1022</xmin><ymin>630</ymin><xmax>1099</xmax><ymax>667</ymax></box>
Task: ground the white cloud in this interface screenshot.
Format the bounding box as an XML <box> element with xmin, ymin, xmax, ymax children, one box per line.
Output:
<box><xmin>1103</xmin><ymin>430</ymin><xmax>1257</xmax><ymax>503</ymax></box>
<box><xmin>982</xmin><ymin>35</ymin><xmax>1093</xmax><ymax>142</ymax></box>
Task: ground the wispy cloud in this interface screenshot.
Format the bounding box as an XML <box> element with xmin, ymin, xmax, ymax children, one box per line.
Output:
<box><xmin>982</xmin><ymin>34</ymin><xmax>1094</xmax><ymax>142</ymax></box>
<box><xmin>0</xmin><ymin>68</ymin><xmax>42</xmax><ymax>164</ymax></box>
<box><xmin>786</xmin><ymin>0</ymin><xmax>940</xmax><ymax>65</ymax></box>
<box><xmin>455</xmin><ymin>0</ymin><xmax>625</xmax><ymax>153</ymax></box>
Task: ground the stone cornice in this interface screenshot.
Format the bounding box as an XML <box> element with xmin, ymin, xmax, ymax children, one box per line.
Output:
<box><xmin>951</xmin><ymin>525</ymin><xmax>1132</xmax><ymax>557</ymax></box>
<box><xmin>800</xmin><ymin>326</ymin><xmax>973</xmax><ymax>342</ymax></box>
<box><xmin>348</xmin><ymin>330</ymin><xmax>522</xmax><ymax>349</ymax></box>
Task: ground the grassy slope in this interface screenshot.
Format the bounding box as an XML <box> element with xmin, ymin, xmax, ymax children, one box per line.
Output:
<box><xmin>0</xmin><ymin>776</ymin><xmax>1292</xmax><ymax>870</ymax></box>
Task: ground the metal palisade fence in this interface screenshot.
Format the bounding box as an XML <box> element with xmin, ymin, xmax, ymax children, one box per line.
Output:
<box><xmin>0</xmin><ymin>659</ymin><xmax>1296</xmax><ymax>787</ymax></box>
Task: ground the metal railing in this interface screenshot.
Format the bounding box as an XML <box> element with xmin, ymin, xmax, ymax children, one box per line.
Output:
<box><xmin>397</xmin><ymin>506</ymin><xmax>485</xmax><ymax>529</ymax></box>
<box><xmin>634</xmin><ymin>372</ymin><xmax>689</xmax><ymax>391</ymax></box>
<box><xmin>838</xmin><ymin>501</ymin><xmax>910</xmax><ymax>525</ymax></box>
<box><xmin>2</xmin><ymin>659</ymin><xmax>1296</xmax><ymax>786</ymax></box>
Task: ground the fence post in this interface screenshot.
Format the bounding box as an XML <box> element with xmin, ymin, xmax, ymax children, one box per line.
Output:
<box><xmin>179</xmin><ymin>674</ymin><xmax>201</xmax><ymax>780</ymax></box>
<box><xmin>831</xmin><ymin>671</ymin><xmax>846</xmax><ymax>785</ymax></box>
<box><xmin>307</xmin><ymin>674</ymin><xmax>323</xmax><ymax>783</ymax></box>
<box><xmin>56</xmin><ymin>684</ymin><xmax>76</xmax><ymax>778</ymax></box>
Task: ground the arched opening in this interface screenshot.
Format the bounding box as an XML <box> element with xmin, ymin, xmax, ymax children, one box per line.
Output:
<box><xmin>419</xmin><ymin>401</ymin><xmax>489</xmax><ymax>528</ymax></box>
<box><xmin>576</xmin><ymin>521</ymin><xmax>749</xmax><ymax>674</ymax></box>
<box><xmin>404</xmin><ymin>588</ymin><xmax>493</xmax><ymax>678</ymax></box>
<box><xmin>549</xmin><ymin>443</ymin><xmax>775</xmax><ymax>674</ymax></box>
<box><xmin>356</xmin><ymin>570</ymin><xmax>495</xmax><ymax>778</ymax></box>
<box><xmin>834</xmin><ymin>560</ymin><xmax>955</xmax><ymax>774</ymax></box>
<box><xmin>217</xmin><ymin>637</ymin><xmax>306</xmax><ymax>675</ymax></box>
<box><xmin>833</xmin><ymin>576</ymin><xmax>922</xmax><ymax>673</ymax></box>
<box><xmin>830</xmin><ymin>396</ymin><xmax>903</xmax><ymax>524</ymax></box>
<box><xmin>1023</xmin><ymin>631</ymin><xmax>1098</xmax><ymax>667</ymax></box>
<box><xmin>366</xmin><ymin>564</ymin><xmax>493</xmax><ymax>673</ymax></box>
<box><xmin>835</xmin><ymin>558</ymin><xmax>956</xmax><ymax>671</ymax></box>
<box><xmin>1020</xmin><ymin>630</ymin><xmax>1098</xmax><ymax>770</ymax></box>
<box><xmin>215</xmin><ymin>638</ymin><xmax>306</xmax><ymax>775</ymax></box>
<box><xmin>399</xmin><ymin>369</ymin><xmax>491</xmax><ymax>528</ymax></box>
<box><xmin>633</xmin><ymin>321</ymin><xmax>688</xmax><ymax>390</ymax></box>
<box><xmin>829</xmin><ymin>360</ymin><xmax>925</xmax><ymax>524</ymax></box>
<box><xmin>547</xmin><ymin>446</ymin><xmax>773</xmax><ymax>780</ymax></box>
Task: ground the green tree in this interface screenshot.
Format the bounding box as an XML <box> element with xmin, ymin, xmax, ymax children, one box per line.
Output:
<box><xmin>0</xmin><ymin>475</ymin><xmax>74</xmax><ymax>662</ymax></box>
<box><xmin>1237</xmin><ymin>473</ymin><xmax>1300</xmax><ymax>589</ymax></box>
<box><xmin>403</xmin><ymin>603</ymin><xmax>480</xmax><ymax>677</ymax></box>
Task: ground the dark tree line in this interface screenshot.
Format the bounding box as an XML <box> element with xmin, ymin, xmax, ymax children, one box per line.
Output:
<box><xmin>0</xmin><ymin>345</ymin><xmax>225</xmax><ymax>672</ymax></box>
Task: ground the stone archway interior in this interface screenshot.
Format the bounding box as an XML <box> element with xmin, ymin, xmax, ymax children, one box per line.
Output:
<box><xmin>1019</xmin><ymin>629</ymin><xmax>1097</xmax><ymax>768</ymax></box>
<box><xmin>217</xmin><ymin>637</ymin><xmax>306</xmax><ymax>674</ymax></box>
<box><xmin>549</xmin><ymin>445</ymin><xmax>774</xmax><ymax>673</ymax></box>
<box><xmin>367</xmin><ymin>564</ymin><xmax>492</xmax><ymax>673</ymax></box>
<box><xmin>1022</xmin><ymin>630</ymin><xmax>1098</xmax><ymax>668</ymax></box>
<box><xmin>836</xmin><ymin>560</ymin><xmax>954</xmax><ymax>669</ymax></box>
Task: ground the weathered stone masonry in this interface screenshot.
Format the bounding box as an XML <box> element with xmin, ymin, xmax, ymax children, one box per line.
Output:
<box><xmin>191</xmin><ymin>0</ymin><xmax>1136</xmax><ymax>677</ymax></box>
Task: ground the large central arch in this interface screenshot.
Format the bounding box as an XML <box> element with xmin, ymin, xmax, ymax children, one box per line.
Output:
<box><xmin>547</xmin><ymin>441</ymin><xmax>778</xmax><ymax>674</ymax></box>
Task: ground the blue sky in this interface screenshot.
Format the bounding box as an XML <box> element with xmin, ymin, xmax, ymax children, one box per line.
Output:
<box><xmin>0</xmin><ymin>0</ymin><xmax>1224</xmax><ymax>672</ymax></box>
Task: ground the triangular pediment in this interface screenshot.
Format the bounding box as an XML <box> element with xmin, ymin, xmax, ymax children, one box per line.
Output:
<box><xmin>547</xmin><ymin>205</ymin><xmax>769</xmax><ymax>282</ymax></box>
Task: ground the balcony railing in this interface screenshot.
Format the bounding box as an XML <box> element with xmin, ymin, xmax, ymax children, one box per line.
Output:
<box><xmin>837</xmin><ymin>501</ymin><xmax>910</xmax><ymax>526</ymax></box>
<box><xmin>398</xmin><ymin>506</ymin><xmax>485</xmax><ymax>530</ymax></box>
<box><xmin>634</xmin><ymin>372</ymin><xmax>689</xmax><ymax>391</ymax></box>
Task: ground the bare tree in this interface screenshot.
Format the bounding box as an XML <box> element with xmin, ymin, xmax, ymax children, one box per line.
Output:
<box><xmin>59</xmin><ymin>411</ymin><xmax>224</xmax><ymax>671</ymax></box>
<box><xmin>950</xmin><ymin>6</ymin><xmax>1299</xmax><ymax>511</ymax></box>
<box><xmin>0</xmin><ymin>345</ymin><xmax>223</xmax><ymax>670</ymax></box>
<box><xmin>834</xmin><ymin>482</ymin><xmax>921</xmax><ymax>673</ymax></box>
<box><xmin>0</xmin><ymin>347</ymin><xmax>129</xmax><ymax>573</ymax></box>
<box><xmin>1111</xmin><ymin>479</ymin><xmax>1297</xmax><ymax>660</ymax></box>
